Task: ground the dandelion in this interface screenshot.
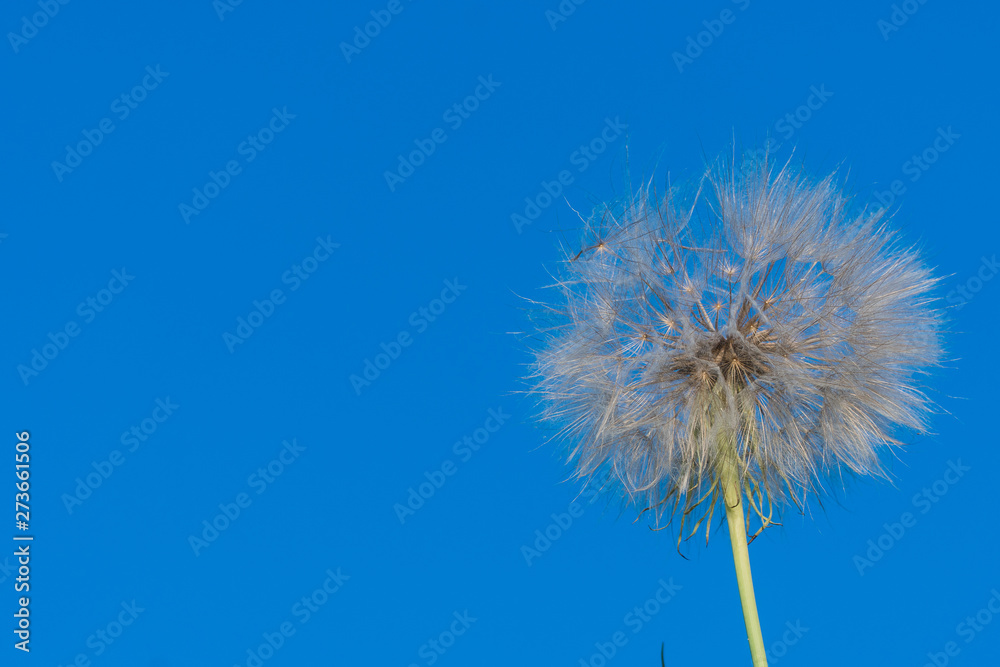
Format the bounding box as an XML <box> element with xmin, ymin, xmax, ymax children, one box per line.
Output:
<box><xmin>526</xmin><ymin>149</ymin><xmax>944</xmax><ymax>665</ymax></box>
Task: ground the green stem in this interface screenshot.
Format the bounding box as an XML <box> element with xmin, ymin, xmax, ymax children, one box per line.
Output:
<box><xmin>719</xmin><ymin>446</ymin><xmax>768</xmax><ymax>666</ymax></box>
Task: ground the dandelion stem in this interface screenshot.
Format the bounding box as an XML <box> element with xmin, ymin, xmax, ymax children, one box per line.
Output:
<box><xmin>719</xmin><ymin>445</ymin><xmax>768</xmax><ymax>666</ymax></box>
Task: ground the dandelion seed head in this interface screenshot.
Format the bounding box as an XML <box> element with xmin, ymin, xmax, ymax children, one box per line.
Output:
<box><xmin>528</xmin><ymin>151</ymin><xmax>945</xmax><ymax>542</ymax></box>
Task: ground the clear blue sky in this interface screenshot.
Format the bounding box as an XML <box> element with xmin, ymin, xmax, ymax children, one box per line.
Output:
<box><xmin>3</xmin><ymin>1</ymin><xmax>998</xmax><ymax>665</ymax></box>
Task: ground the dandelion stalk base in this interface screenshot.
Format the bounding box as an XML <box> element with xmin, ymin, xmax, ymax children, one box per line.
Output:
<box><xmin>720</xmin><ymin>448</ymin><xmax>768</xmax><ymax>666</ymax></box>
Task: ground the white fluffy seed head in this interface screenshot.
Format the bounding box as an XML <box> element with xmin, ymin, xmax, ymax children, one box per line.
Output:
<box><xmin>527</xmin><ymin>151</ymin><xmax>945</xmax><ymax>544</ymax></box>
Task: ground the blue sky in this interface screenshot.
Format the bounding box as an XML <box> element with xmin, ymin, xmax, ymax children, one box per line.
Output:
<box><xmin>3</xmin><ymin>1</ymin><xmax>999</xmax><ymax>665</ymax></box>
